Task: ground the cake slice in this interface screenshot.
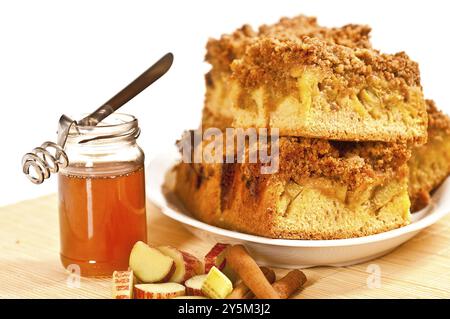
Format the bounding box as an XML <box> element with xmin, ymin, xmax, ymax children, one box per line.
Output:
<box><xmin>408</xmin><ymin>100</ymin><xmax>450</xmax><ymax>211</ymax></box>
<box><xmin>204</xmin><ymin>15</ymin><xmax>372</xmax><ymax>131</ymax></box>
<box><xmin>203</xmin><ymin>16</ymin><xmax>427</xmax><ymax>144</ymax></box>
<box><xmin>173</xmin><ymin>135</ymin><xmax>411</xmax><ymax>239</ymax></box>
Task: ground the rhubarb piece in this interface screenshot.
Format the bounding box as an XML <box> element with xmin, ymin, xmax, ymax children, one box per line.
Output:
<box><xmin>185</xmin><ymin>274</ymin><xmax>207</xmax><ymax>296</ymax></box>
<box><xmin>204</xmin><ymin>243</ymin><xmax>229</xmax><ymax>272</ymax></box>
<box><xmin>204</xmin><ymin>243</ymin><xmax>238</xmax><ymax>282</ymax></box>
<box><xmin>129</xmin><ymin>241</ymin><xmax>175</xmax><ymax>283</ymax></box>
<box><xmin>134</xmin><ymin>283</ymin><xmax>186</xmax><ymax>299</ymax></box>
<box><xmin>112</xmin><ymin>270</ymin><xmax>134</xmax><ymax>299</ymax></box>
<box><xmin>201</xmin><ymin>266</ymin><xmax>233</xmax><ymax>299</ymax></box>
<box><xmin>157</xmin><ymin>246</ymin><xmax>204</xmax><ymax>283</ymax></box>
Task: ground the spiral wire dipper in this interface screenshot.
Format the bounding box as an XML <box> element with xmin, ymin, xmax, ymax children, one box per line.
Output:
<box><xmin>22</xmin><ymin>53</ymin><xmax>174</xmax><ymax>184</ymax></box>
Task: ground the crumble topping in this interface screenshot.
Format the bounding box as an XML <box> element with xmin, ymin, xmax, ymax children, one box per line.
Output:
<box><xmin>274</xmin><ymin>138</ymin><xmax>410</xmax><ymax>190</ymax></box>
<box><xmin>426</xmin><ymin>99</ymin><xmax>450</xmax><ymax>135</ymax></box>
<box><xmin>206</xmin><ymin>24</ymin><xmax>256</xmax><ymax>75</ymax></box>
<box><xmin>179</xmin><ymin>132</ymin><xmax>410</xmax><ymax>191</ymax></box>
<box><xmin>231</xmin><ymin>36</ymin><xmax>420</xmax><ymax>90</ymax></box>
<box><xmin>259</xmin><ymin>16</ymin><xmax>371</xmax><ymax>49</ymax></box>
<box><xmin>205</xmin><ymin>15</ymin><xmax>372</xmax><ymax>75</ymax></box>
<box><xmin>205</xmin><ymin>14</ymin><xmax>420</xmax><ymax>95</ymax></box>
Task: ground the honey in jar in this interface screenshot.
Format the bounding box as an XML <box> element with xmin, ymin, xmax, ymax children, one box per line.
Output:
<box><xmin>58</xmin><ymin>114</ymin><xmax>147</xmax><ymax>277</ymax></box>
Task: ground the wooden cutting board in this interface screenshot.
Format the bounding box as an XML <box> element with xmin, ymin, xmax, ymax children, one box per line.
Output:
<box><xmin>0</xmin><ymin>194</ymin><xmax>449</xmax><ymax>299</ymax></box>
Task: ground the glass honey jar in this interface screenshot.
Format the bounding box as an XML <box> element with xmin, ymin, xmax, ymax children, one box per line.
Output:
<box><xmin>58</xmin><ymin>114</ymin><xmax>147</xmax><ymax>277</ymax></box>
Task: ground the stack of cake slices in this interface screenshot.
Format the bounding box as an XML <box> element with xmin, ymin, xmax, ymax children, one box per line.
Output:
<box><xmin>173</xmin><ymin>16</ymin><xmax>450</xmax><ymax>239</ymax></box>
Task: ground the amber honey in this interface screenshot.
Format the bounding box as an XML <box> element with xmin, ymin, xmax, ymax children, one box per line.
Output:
<box><xmin>58</xmin><ymin>167</ymin><xmax>147</xmax><ymax>277</ymax></box>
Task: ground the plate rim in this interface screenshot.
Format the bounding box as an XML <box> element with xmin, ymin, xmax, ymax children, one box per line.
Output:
<box><xmin>146</xmin><ymin>150</ymin><xmax>450</xmax><ymax>248</ymax></box>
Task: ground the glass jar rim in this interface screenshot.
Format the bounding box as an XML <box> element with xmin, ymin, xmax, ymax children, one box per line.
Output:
<box><xmin>66</xmin><ymin>113</ymin><xmax>139</xmax><ymax>144</ymax></box>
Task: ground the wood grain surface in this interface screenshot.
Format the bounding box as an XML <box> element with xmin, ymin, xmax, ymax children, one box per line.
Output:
<box><xmin>0</xmin><ymin>194</ymin><xmax>449</xmax><ymax>299</ymax></box>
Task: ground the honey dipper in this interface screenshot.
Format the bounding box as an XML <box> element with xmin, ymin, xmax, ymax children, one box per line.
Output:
<box><xmin>22</xmin><ymin>53</ymin><xmax>174</xmax><ymax>184</ymax></box>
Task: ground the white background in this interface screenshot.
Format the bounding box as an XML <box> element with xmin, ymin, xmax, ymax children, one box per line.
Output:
<box><xmin>0</xmin><ymin>0</ymin><xmax>449</xmax><ymax>206</ymax></box>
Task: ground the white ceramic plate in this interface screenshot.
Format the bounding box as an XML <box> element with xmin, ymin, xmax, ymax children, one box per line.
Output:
<box><xmin>146</xmin><ymin>149</ymin><xmax>450</xmax><ymax>268</ymax></box>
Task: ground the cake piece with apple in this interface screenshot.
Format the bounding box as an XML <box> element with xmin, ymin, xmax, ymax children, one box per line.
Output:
<box><xmin>203</xmin><ymin>15</ymin><xmax>373</xmax><ymax>132</ymax></box>
<box><xmin>174</xmin><ymin>134</ymin><xmax>412</xmax><ymax>239</ymax></box>
<box><xmin>408</xmin><ymin>100</ymin><xmax>450</xmax><ymax>211</ymax></box>
<box><xmin>203</xmin><ymin>15</ymin><xmax>427</xmax><ymax>144</ymax></box>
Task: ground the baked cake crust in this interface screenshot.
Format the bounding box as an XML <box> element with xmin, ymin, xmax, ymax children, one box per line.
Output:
<box><xmin>174</xmin><ymin>135</ymin><xmax>411</xmax><ymax>239</ymax></box>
